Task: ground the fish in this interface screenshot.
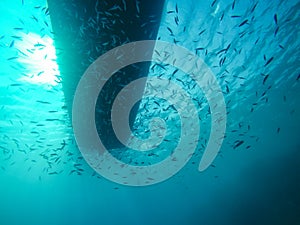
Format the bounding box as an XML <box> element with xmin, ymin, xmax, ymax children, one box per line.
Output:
<box><xmin>216</xmin><ymin>48</ymin><xmax>227</xmax><ymax>55</ymax></box>
<box><xmin>167</xmin><ymin>27</ymin><xmax>174</xmax><ymax>35</ymax></box>
<box><xmin>232</xmin><ymin>0</ymin><xmax>236</xmax><ymax>10</ymax></box>
<box><xmin>48</xmin><ymin>172</ymin><xmax>58</xmax><ymax>175</ymax></box>
<box><xmin>173</xmin><ymin>38</ymin><xmax>179</xmax><ymax>44</ymax></box>
<box><xmin>11</xmin><ymin>35</ymin><xmax>22</xmax><ymax>40</ymax></box>
<box><xmin>172</xmin><ymin>69</ymin><xmax>179</xmax><ymax>76</ymax></box>
<box><xmin>220</xmin><ymin>12</ymin><xmax>224</xmax><ymax>21</ymax></box>
<box><xmin>239</xmin><ymin>19</ymin><xmax>248</xmax><ymax>27</ymax></box>
<box><xmin>234</xmin><ymin>140</ymin><xmax>244</xmax><ymax>149</ymax></box>
<box><xmin>211</xmin><ymin>0</ymin><xmax>217</xmax><ymax>7</ymax></box>
<box><xmin>198</xmin><ymin>29</ymin><xmax>206</xmax><ymax>35</ymax></box>
<box><xmin>175</xmin><ymin>16</ymin><xmax>179</xmax><ymax>25</ymax></box>
<box><xmin>226</xmin><ymin>85</ymin><xmax>229</xmax><ymax>93</ymax></box>
<box><xmin>274</xmin><ymin>26</ymin><xmax>279</xmax><ymax>36</ymax></box>
<box><xmin>274</xmin><ymin>14</ymin><xmax>278</xmax><ymax>25</ymax></box>
<box><xmin>196</xmin><ymin>47</ymin><xmax>205</xmax><ymax>53</ymax></box>
<box><xmin>263</xmin><ymin>75</ymin><xmax>269</xmax><ymax>85</ymax></box>
<box><xmin>36</xmin><ymin>100</ymin><xmax>51</xmax><ymax>104</ymax></box>
<box><xmin>251</xmin><ymin>2</ymin><xmax>258</xmax><ymax>13</ymax></box>
<box><xmin>37</xmin><ymin>71</ymin><xmax>44</xmax><ymax>76</ymax></box>
<box><xmin>10</xmin><ymin>83</ymin><xmax>22</xmax><ymax>86</ymax></box>
<box><xmin>7</xmin><ymin>56</ymin><xmax>18</xmax><ymax>61</ymax></box>
<box><xmin>34</xmin><ymin>43</ymin><xmax>46</xmax><ymax>47</ymax></box>
<box><xmin>45</xmin><ymin>8</ymin><xmax>49</xmax><ymax>15</ymax></box>
<box><xmin>264</xmin><ymin>57</ymin><xmax>274</xmax><ymax>67</ymax></box>
<box><xmin>9</xmin><ymin>40</ymin><xmax>14</xmax><ymax>48</ymax></box>
<box><xmin>226</xmin><ymin>43</ymin><xmax>231</xmax><ymax>51</ymax></box>
<box><xmin>31</xmin><ymin>15</ymin><xmax>38</xmax><ymax>22</ymax></box>
<box><xmin>45</xmin><ymin>119</ymin><xmax>60</xmax><ymax>121</ymax></box>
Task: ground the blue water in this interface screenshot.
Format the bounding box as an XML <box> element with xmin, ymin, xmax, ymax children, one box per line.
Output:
<box><xmin>0</xmin><ymin>0</ymin><xmax>300</xmax><ymax>225</ymax></box>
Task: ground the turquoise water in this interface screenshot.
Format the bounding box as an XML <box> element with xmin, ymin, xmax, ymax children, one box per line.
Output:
<box><xmin>0</xmin><ymin>0</ymin><xmax>300</xmax><ymax>225</ymax></box>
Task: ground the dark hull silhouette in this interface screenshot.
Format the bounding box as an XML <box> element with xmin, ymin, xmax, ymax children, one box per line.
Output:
<box><xmin>47</xmin><ymin>0</ymin><xmax>165</xmax><ymax>150</ymax></box>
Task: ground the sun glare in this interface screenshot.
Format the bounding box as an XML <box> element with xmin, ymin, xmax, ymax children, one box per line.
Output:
<box><xmin>15</xmin><ymin>32</ymin><xmax>60</xmax><ymax>86</ymax></box>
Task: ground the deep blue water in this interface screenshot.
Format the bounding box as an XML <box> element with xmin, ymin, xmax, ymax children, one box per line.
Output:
<box><xmin>0</xmin><ymin>0</ymin><xmax>300</xmax><ymax>225</ymax></box>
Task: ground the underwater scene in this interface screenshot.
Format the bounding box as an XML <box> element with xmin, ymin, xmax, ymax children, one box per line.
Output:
<box><xmin>0</xmin><ymin>0</ymin><xmax>300</xmax><ymax>225</ymax></box>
